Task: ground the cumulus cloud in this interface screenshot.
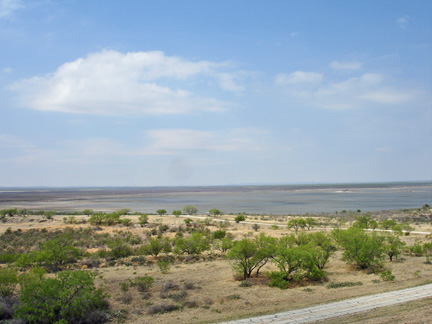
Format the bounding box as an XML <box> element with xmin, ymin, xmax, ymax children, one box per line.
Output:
<box><xmin>329</xmin><ymin>61</ymin><xmax>362</xmax><ymax>71</ymax></box>
<box><xmin>0</xmin><ymin>0</ymin><xmax>22</xmax><ymax>18</ymax></box>
<box><xmin>274</xmin><ymin>69</ymin><xmax>419</xmax><ymax>110</ymax></box>
<box><xmin>11</xmin><ymin>50</ymin><xmax>243</xmax><ymax>115</ymax></box>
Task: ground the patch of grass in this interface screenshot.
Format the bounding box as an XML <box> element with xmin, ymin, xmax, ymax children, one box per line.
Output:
<box><xmin>226</xmin><ymin>294</ymin><xmax>241</xmax><ymax>300</ymax></box>
<box><xmin>326</xmin><ymin>281</ymin><xmax>363</xmax><ymax>289</ymax></box>
<box><xmin>239</xmin><ymin>280</ymin><xmax>252</xmax><ymax>287</ymax></box>
<box><xmin>148</xmin><ymin>303</ymin><xmax>179</xmax><ymax>315</ymax></box>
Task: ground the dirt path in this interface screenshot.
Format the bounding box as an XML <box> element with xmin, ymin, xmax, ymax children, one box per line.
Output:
<box><xmin>217</xmin><ymin>283</ymin><xmax>432</xmax><ymax>324</ymax></box>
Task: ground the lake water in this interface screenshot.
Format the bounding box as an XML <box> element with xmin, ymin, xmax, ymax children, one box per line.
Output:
<box><xmin>0</xmin><ymin>182</ymin><xmax>431</xmax><ymax>215</ymax></box>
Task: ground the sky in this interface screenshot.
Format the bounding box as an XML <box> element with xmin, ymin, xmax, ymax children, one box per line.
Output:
<box><xmin>0</xmin><ymin>0</ymin><xmax>431</xmax><ymax>187</ymax></box>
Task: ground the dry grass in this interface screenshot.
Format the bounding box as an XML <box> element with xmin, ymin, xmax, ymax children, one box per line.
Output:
<box><xmin>0</xmin><ymin>213</ymin><xmax>431</xmax><ymax>324</ymax></box>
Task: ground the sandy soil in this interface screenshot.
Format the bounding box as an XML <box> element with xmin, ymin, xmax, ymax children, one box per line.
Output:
<box><xmin>1</xmin><ymin>213</ymin><xmax>431</xmax><ymax>324</ymax></box>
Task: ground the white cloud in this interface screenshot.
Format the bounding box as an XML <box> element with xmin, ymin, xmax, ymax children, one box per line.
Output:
<box><xmin>375</xmin><ymin>147</ymin><xmax>392</xmax><ymax>153</ymax></box>
<box><xmin>11</xmin><ymin>50</ymin><xmax>242</xmax><ymax>116</ymax></box>
<box><xmin>0</xmin><ymin>134</ymin><xmax>31</xmax><ymax>148</ymax></box>
<box><xmin>396</xmin><ymin>16</ymin><xmax>409</xmax><ymax>29</ymax></box>
<box><xmin>275</xmin><ymin>69</ymin><xmax>420</xmax><ymax>110</ymax></box>
<box><xmin>0</xmin><ymin>0</ymin><xmax>22</xmax><ymax>18</ymax></box>
<box><xmin>274</xmin><ymin>71</ymin><xmax>323</xmax><ymax>85</ymax></box>
<box><xmin>329</xmin><ymin>61</ymin><xmax>362</xmax><ymax>71</ymax></box>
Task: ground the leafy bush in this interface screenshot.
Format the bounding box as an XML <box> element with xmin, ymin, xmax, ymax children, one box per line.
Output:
<box><xmin>107</xmin><ymin>241</ymin><xmax>133</xmax><ymax>259</ymax></box>
<box><xmin>0</xmin><ymin>268</ymin><xmax>18</xmax><ymax>297</ymax></box>
<box><xmin>16</xmin><ymin>270</ymin><xmax>109</xmax><ymax>324</ymax></box>
<box><xmin>137</xmin><ymin>237</ymin><xmax>171</xmax><ymax>257</ymax></box>
<box><xmin>410</xmin><ymin>242</ymin><xmax>424</xmax><ymax>256</ymax></box>
<box><xmin>174</xmin><ymin>232</ymin><xmax>210</xmax><ymax>255</ymax></box>
<box><xmin>131</xmin><ymin>275</ymin><xmax>154</xmax><ymax>292</ymax></box>
<box><xmin>333</xmin><ymin>227</ymin><xmax>385</xmax><ymax>270</ymax></box>
<box><xmin>138</xmin><ymin>214</ymin><xmax>149</xmax><ymax>226</ymax></box>
<box><xmin>380</xmin><ymin>270</ymin><xmax>395</xmax><ymax>281</ymax></box>
<box><xmin>183</xmin><ymin>206</ymin><xmax>198</xmax><ymax>215</ymax></box>
<box><xmin>157</xmin><ymin>259</ymin><xmax>172</xmax><ymax>274</ymax></box>
<box><xmin>234</xmin><ymin>214</ymin><xmax>245</xmax><ymax>223</ymax></box>
<box><xmin>212</xmin><ymin>230</ymin><xmax>226</xmax><ymax>240</ymax></box>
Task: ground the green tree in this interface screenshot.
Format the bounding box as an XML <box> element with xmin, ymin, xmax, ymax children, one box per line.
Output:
<box><xmin>272</xmin><ymin>245</ymin><xmax>305</xmax><ymax>281</ymax></box>
<box><xmin>156</xmin><ymin>209</ymin><xmax>167</xmax><ymax>216</ymax></box>
<box><xmin>382</xmin><ymin>234</ymin><xmax>405</xmax><ymax>261</ymax></box>
<box><xmin>254</xmin><ymin>233</ymin><xmax>277</xmax><ymax>277</ymax></box>
<box><xmin>334</xmin><ymin>227</ymin><xmax>385</xmax><ymax>269</ymax></box>
<box><xmin>107</xmin><ymin>240</ymin><xmax>133</xmax><ymax>259</ymax></box>
<box><xmin>82</xmin><ymin>209</ymin><xmax>94</xmax><ymax>216</ymax></box>
<box><xmin>305</xmin><ymin>217</ymin><xmax>318</xmax><ymax>230</ymax></box>
<box><xmin>174</xmin><ymin>232</ymin><xmax>210</xmax><ymax>255</ymax></box>
<box><xmin>212</xmin><ymin>229</ymin><xmax>226</xmax><ymax>240</ymax></box>
<box><xmin>209</xmin><ymin>208</ymin><xmax>221</xmax><ymax>216</ymax></box>
<box><xmin>379</xmin><ymin>219</ymin><xmax>397</xmax><ymax>230</ymax></box>
<box><xmin>213</xmin><ymin>238</ymin><xmax>233</xmax><ymax>253</ymax></box>
<box><xmin>88</xmin><ymin>212</ymin><xmax>105</xmax><ymax>225</ymax></box>
<box><xmin>15</xmin><ymin>237</ymin><xmax>82</xmax><ymax>272</ymax></box>
<box><xmin>287</xmin><ymin>218</ymin><xmax>307</xmax><ymax>233</ymax></box>
<box><xmin>234</xmin><ymin>214</ymin><xmax>246</xmax><ymax>223</ymax></box>
<box><xmin>16</xmin><ymin>270</ymin><xmax>108</xmax><ymax>324</ymax></box>
<box><xmin>308</xmin><ymin>231</ymin><xmax>337</xmax><ymax>270</ymax></box>
<box><xmin>138</xmin><ymin>214</ymin><xmax>149</xmax><ymax>226</ymax></box>
<box><xmin>353</xmin><ymin>214</ymin><xmax>378</xmax><ymax>230</ymax></box>
<box><xmin>227</xmin><ymin>239</ymin><xmax>259</xmax><ymax>280</ymax></box>
<box><xmin>172</xmin><ymin>210</ymin><xmax>182</xmax><ymax>217</ymax></box>
<box><xmin>183</xmin><ymin>205</ymin><xmax>198</xmax><ymax>215</ymax></box>
<box><xmin>138</xmin><ymin>237</ymin><xmax>172</xmax><ymax>257</ymax></box>
<box><xmin>401</xmin><ymin>223</ymin><xmax>414</xmax><ymax>235</ymax></box>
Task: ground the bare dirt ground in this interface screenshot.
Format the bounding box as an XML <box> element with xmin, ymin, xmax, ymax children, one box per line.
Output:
<box><xmin>0</xmin><ymin>213</ymin><xmax>431</xmax><ymax>324</ymax></box>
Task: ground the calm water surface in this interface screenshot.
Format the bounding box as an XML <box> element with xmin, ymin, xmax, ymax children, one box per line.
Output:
<box><xmin>1</xmin><ymin>182</ymin><xmax>431</xmax><ymax>215</ymax></box>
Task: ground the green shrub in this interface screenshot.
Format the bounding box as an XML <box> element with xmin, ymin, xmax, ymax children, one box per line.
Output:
<box><xmin>138</xmin><ymin>214</ymin><xmax>149</xmax><ymax>226</ymax></box>
<box><xmin>334</xmin><ymin>227</ymin><xmax>385</xmax><ymax>270</ymax></box>
<box><xmin>131</xmin><ymin>275</ymin><xmax>154</xmax><ymax>292</ymax></box>
<box><xmin>0</xmin><ymin>253</ymin><xmax>19</xmax><ymax>264</ymax></box>
<box><xmin>212</xmin><ymin>230</ymin><xmax>226</xmax><ymax>240</ymax></box>
<box><xmin>157</xmin><ymin>259</ymin><xmax>171</xmax><ymax>274</ymax></box>
<box><xmin>174</xmin><ymin>232</ymin><xmax>210</xmax><ymax>255</ymax></box>
<box><xmin>137</xmin><ymin>237</ymin><xmax>171</xmax><ymax>257</ymax></box>
<box><xmin>16</xmin><ymin>270</ymin><xmax>108</xmax><ymax>324</ymax></box>
<box><xmin>107</xmin><ymin>241</ymin><xmax>133</xmax><ymax>259</ymax></box>
<box><xmin>268</xmin><ymin>271</ymin><xmax>289</xmax><ymax>289</ymax></box>
<box><xmin>234</xmin><ymin>214</ymin><xmax>245</xmax><ymax>223</ymax></box>
<box><xmin>0</xmin><ymin>268</ymin><xmax>18</xmax><ymax>297</ymax></box>
<box><xmin>380</xmin><ymin>270</ymin><xmax>395</xmax><ymax>281</ymax></box>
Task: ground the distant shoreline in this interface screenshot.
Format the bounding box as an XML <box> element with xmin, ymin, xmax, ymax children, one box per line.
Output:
<box><xmin>1</xmin><ymin>180</ymin><xmax>431</xmax><ymax>192</ymax></box>
<box><xmin>1</xmin><ymin>181</ymin><xmax>430</xmax><ymax>215</ymax></box>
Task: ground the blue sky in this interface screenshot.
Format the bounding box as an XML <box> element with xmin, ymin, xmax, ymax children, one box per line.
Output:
<box><xmin>1</xmin><ymin>0</ymin><xmax>431</xmax><ymax>187</ymax></box>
